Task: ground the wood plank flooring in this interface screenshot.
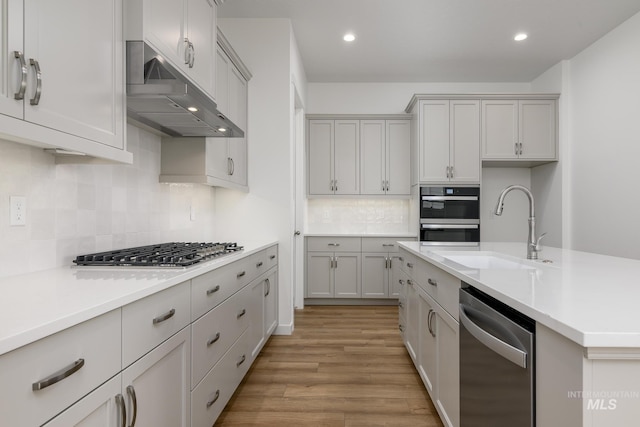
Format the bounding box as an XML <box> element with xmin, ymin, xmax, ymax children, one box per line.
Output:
<box><xmin>214</xmin><ymin>305</ymin><xmax>444</xmax><ymax>427</ymax></box>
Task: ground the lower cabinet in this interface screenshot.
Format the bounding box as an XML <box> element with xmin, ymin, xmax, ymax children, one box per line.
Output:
<box><xmin>306</xmin><ymin>251</ymin><xmax>361</xmax><ymax>298</ymax></box>
<box><xmin>400</xmin><ymin>247</ymin><xmax>460</xmax><ymax>427</ymax></box>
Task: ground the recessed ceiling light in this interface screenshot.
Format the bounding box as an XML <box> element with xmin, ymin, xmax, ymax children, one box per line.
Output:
<box><xmin>514</xmin><ymin>33</ymin><xmax>528</xmax><ymax>42</ymax></box>
<box><xmin>218</xmin><ymin>127</ymin><xmax>227</xmax><ymax>133</ymax></box>
<box><xmin>187</xmin><ymin>106</ymin><xmax>198</xmax><ymax>112</ymax></box>
<box><xmin>343</xmin><ymin>33</ymin><xmax>356</xmax><ymax>42</ymax></box>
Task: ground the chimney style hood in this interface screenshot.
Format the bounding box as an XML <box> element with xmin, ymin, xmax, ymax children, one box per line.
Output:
<box><xmin>126</xmin><ymin>41</ymin><xmax>243</xmax><ymax>138</ymax></box>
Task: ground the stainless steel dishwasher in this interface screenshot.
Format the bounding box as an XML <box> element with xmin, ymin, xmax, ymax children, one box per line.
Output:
<box><xmin>459</xmin><ymin>284</ymin><xmax>535</xmax><ymax>426</ymax></box>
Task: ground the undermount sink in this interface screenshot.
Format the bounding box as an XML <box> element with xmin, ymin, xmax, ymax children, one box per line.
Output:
<box><xmin>439</xmin><ymin>252</ymin><xmax>536</xmax><ymax>270</ymax></box>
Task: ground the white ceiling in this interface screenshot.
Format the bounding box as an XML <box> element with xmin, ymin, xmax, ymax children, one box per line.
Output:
<box><xmin>218</xmin><ymin>0</ymin><xmax>640</xmax><ymax>83</ymax></box>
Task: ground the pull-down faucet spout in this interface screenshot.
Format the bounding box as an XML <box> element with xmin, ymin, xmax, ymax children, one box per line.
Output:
<box><xmin>494</xmin><ymin>185</ymin><xmax>545</xmax><ymax>260</ymax></box>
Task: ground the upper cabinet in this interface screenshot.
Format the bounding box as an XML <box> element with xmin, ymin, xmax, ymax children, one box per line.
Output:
<box><xmin>307</xmin><ymin>116</ymin><xmax>411</xmax><ymax>197</ymax></box>
<box><xmin>482</xmin><ymin>99</ymin><xmax>557</xmax><ymax>164</ymax></box>
<box><xmin>418</xmin><ymin>100</ymin><xmax>480</xmax><ymax>184</ymax></box>
<box><xmin>0</xmin><ymin>0</ymin><xmax>129</xmax><ymax>162</ymax></box>
<box><xmin>127</xmin><ymin>0</ymin><xmax>217</xmax><ymax>99</ymax></box>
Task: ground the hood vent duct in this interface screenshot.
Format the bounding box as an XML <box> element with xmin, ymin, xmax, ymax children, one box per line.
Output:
<box><xmin>126</xmin><ymin>41</ymin><xmax>243</xmax><ymax>138</ymax></box>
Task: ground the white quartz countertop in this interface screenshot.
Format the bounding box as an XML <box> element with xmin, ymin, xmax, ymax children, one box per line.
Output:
<box><xmin>304</xmin><ymin>232</ymin><xmax>418</xmax><ymax>237</ymax></box>
<box><xmin>0</xmin><ymin>240</ymin><xmax>277</xmax><ymax>356</ymax></box>
<box><xmin>399</xmin><ymin>241</ymin><xmax>640</xmax><ymax>348</ymax></box>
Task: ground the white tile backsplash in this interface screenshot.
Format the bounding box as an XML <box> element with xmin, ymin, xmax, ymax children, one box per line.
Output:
<box><xmin>306</xmin><ymin>198</ymin><xmax>410</xmax><ymax>234</ymax></box>
<box><xmin>0</xmin><ymin>124</ymin><xmax>217</xmax><ymax>279</ymax></box>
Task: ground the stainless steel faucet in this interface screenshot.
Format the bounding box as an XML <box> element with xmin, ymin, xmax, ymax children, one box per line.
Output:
<box><xmin>494</xmin><ymin>185</ymin><xmax>546</xmax><ymax>259</ymax></box>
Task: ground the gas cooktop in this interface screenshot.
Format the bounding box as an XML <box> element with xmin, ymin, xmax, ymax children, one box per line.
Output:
<box><xmin>73</xmin><ymin>242</ymin><xmax>243</xmax><ymax>268</ymax></box>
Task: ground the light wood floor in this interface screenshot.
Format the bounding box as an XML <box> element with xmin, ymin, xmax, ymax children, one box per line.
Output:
<box><xmin>214</xmin><ymin>305</ymin><xmax>444</xmax><ymax>427</ymax></box>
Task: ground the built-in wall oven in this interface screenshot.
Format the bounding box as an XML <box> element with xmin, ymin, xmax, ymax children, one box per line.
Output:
<box><xmin>420</xmin><ymin>186</ymin><xmax>480</xmax><ymax>246</ymax></box>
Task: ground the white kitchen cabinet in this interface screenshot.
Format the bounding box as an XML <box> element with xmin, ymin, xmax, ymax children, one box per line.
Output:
<box><xmin>306</xmin><ymin>237</ymin><xmax>363</xmax><ymax>299</ymax></box>
<box><xmin>418</xmin><ymin>100</ymin><xmax>480</xmax><ymax>184</ymax></box>
<box><xmin>308</xmin><ymin>119</ymin><xmax>360</xmax><ymax>195</ymax></box>
<box><xmin>248</xmin><ymin>269</ymin><xmax>278</xmax><ymax>360</ymax></box>
<box><xmin>482</xmin><ymin>99</ymin><xmax>557</xmax><ymax>162</ymax></box>
<box><xmin>42</xmin><ymin>376</ymin><xmax>121</xmax><ymax>427</ymax></box>
<box><xmin>417</xmin><ymin>287</ymin><xmax>437</xmax><ymax>396</ymax></box>
<box><xmin>121</xmin><ymin>326</ymin><xmax>191</xmax><ymax>427</ymax></box>
<box><xmin>127</xmin><ymin>0</ymin><xmax>217</xmax><ymax>98</ymax></box>
<box><xmin>0</xmin><ymin>0</ymin><xmax>128</xmax><ymax>162</ymax></box>
<box><xmin>436</xmin><ymin>306</ymin><xmax>459</xmax><ymax>427</ymax></box>
<box><xmin>361</xmin><ymin>237</ymin><xmax>408</xmax><ymax>298</ymax></box>
<box><xmin>159</xmin><ymin>32</ymin><xmax>251</xmax><ymax>191</ymax></box>
<box><xmin>360</xmin><ymin>120</ymin><xmax>411</xmax><ymax>195</ymax></box>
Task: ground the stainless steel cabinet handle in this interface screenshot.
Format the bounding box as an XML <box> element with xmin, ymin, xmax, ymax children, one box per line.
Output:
<box><xmin>236</xmin><ymin>354</ymin><xmax>246</xmax><ymax>367</ymax></box>
<box><xmin>270</xmin><ymin>255</ymin><xmax>276</xmax><ymax>260</ymax></box>
<box><xmin>265</xmin><ymin>278</ymin><xmax>270</xmax><ymax>297</ymax></box>
<box><xmin>334</xmin><ymin>257</ymin><xmax>338</xmax><ymax>268</ymax></box>
<box><xmin>398</xmin><ymin>256</ymin><xmax>404</xmax><ymax>262</ymax></box>
<box><xmin>450</xmin><ymin>166</ymin><xmax>454</xmax><ymax>178</ymax></box>
<box><xmin>206</xmin><ymin>390</ymin><xmax>220</xmax><ymax>408</ymax></box>
<box><xmin>207</xmin><ymin>332</ymin><xmax>221</xmax><ymax>346</ymax></box>
<box><xmin>519</xmin><ymin>142</ymin><xmax>523</xmax><ymax>155</ymax></box>
<box><xmin>406</xmin><ymin>262</ymin><xmax>414</xmax><ymax>268</ymax></box>
<box><xmin>327</xmin><ymin>242</ymin><xmax>340</xmax><ymax>246</ymax></box>
<box><xmin>334</xmin><ymin>179</ymin><xmax>338</xmax><ymax>192</ymax></box>
<box><xmin>13</xmin><ymin>51</ymin><xmax>27</xmax><ymax>100</ymax></box>
<box><xmin>428</xmin><ymin>310</ymin><xmax>436</xmax><ymax>337</ymax></box>
<box><xmin>237</xmin><ymin>308</ymin><xmax>246</xmax><ymax>319</ymax></box>
<box><xmin>515</xmin><ymin>142</ymin><xmax>519</xmax><ymax>155</ymax></box>
<box><xmin>188</xmin><ymin>41</ymin><xmax>195</xmax><ymax>68</ymax></box>
<box><xmin>29</xmin><ymin>58</ymin><xmax>42</xmax><ymax>106</ymax></box>
<box><xmin>382</xmin><ymin>180</ymin><xmax>386</xmax><ymax>191</ymax></box>
<box><xmin>399</xmin><ymin>324</ymin><xmax>404</xmax><ymax>332</ymax></box>
<box><xmin>152</xmin><ymin>308</ymin><xmax>175</xmax><ymax>325</ymax></box>
<box><xmin>116</xmin><ymin>394</ymin><xmax>127</xmax><ymax>427</ymax></box>
<box><xmin>230</xmin><ymin>158</ymin><xmax>235</xmax><ymax>175</ymax></box>
<box><xmin>236</xmin><ymin>271</ymin><xmax>246</xmax><ymax>279</ymax></box>
<box><xmin>399</xmin><ymin>279</ymin><xmax>405</xmax><ymax>286</ymax></box>
<box><xmin>227</xmin><ymin>157</ymin><xmax>232</xmax><ymax>175</ymax></box>
<box><xmin>407</xmin><ymin>279</ymin><xmax>413</xmax><ymax>286</ymax></box>
<box><xmin>330</xmin><ymin>180</ymin><xmax>334</xmax><ymax>191</ymax></box>
<box><xmin>386</xmin><ymin>180</ymin><xmax>390</xmax><ymax>191</ymax></box>
<box><xmin>184</xmin><ymin>38</ymin><xmax>191</xmax><ymax>65</ymax></box>
<box><xmin>32</xmin><ymin>358</ymin><xmax>85</xmax><ymax>390</ymax></box>
<box><xmin>427</xmin><ymin>278</ymin><xmax>438</xmax><ymax>287</ymax></box>
<box><xmin>206</xmin><ymin>285</ymin><xmax>221</xmax><ymax>296</ymax></box>
<box><xmin>398</xmin><ymin>301</ymin><xmax>404</xmax><ymax>308</ymax></box>
<box><xmin>382</xmin><ymin>244</ymin><xmax>395</xmax><ymax>247</ymax></box>
<box><xmin>459</xmin><ymin>303</ymin><xmax>528</xmax><ymax>368</ymax></box>
<box><xmin>256</xmin><ymin>261</ymin><xmax>263</xmax><ymax>268</ymax></box>
<box><xmin>126</xmin><ymin>385</ymin><xmax>137</xmax><ymax>427</ymax></box>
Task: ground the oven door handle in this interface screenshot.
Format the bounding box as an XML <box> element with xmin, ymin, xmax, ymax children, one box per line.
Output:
<box><xmin>459</xmin><ymin>303</ymin><xmax>527</xmax><ymax>369</ymax></box>
<box><xmin>421</xmin><ymin>224</ymin><xmax>479</xmax><ymax>229</ymax></box>
<box><xmin>421</xmin><ymin>196</ymin><xmax>478</xmax><ymax>201</ymax></box>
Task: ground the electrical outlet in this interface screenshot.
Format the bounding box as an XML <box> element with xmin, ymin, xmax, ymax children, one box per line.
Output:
<box><xmin>10</xmin><ymin>196</ymin><xmax>26</xmax><ymax>226</ymax></box>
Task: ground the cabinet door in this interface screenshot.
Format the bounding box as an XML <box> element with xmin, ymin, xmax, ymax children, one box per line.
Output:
<box><xmin>386</xmin><ymin>120</ymin><xmax>411</xmax><ymax>194</ymax></box>
<box><xmin>389</xmin><ymin>254</ymin><xmax>403</xmax><ymax>298</ymax></box>
<box><xmin>481</xmin><ymin>100</ymin><xmax>518</xmax><ymax>159</ymax></box>
<box><xmin>205</xmin><ymin>137</ymin><xmax>231</xmax><ymax>180</ymax></box>
<box><xmin>418</xmin><ymin>289</ymin><xmax>437</xmax><ymax>396</ymax></box>
<box><xmin>121</xmin><ymin>327</ymin><xmax>191</xmax><ymax>427</ymax></box>
<box><xmin>420</xmin><ymin>100</ymin><xmax>450</xmax><ymax>182</ymax></box>
<box><xmin>0</xmin><ymin>0</ymin><xmax>23</xmax><ymax>119</ymax></box>
<box><xmin>334</xmin><ymin>120</ymin><xmax>360</xmax><ymax>195</ymax></box>
<box><xmin>142</xmin><ymin>0</ymin><xmax>187</xmax><ymax>72</ymax></box>
<box><xmin>450</xmin><ymin>100</ymin><xmax>480</xmax><ymax>183</ymax></box>
<box><xmin>42</xmin><ymin>376</ymin><xmax>121</xmax><ymax>427</ymax></box>
<box><xmin>185</xmin><ymin>0</ymin><xmax>216</xmax><ymax>97</ymax></box>
<box><xmin>23</xmin><ymin>0</ymin><xmax>124</xmax><ymax>148</ymax></box>
<box><xmin>333</xmin><ymin>253</ymin><xmax>361</xmax><ymax>298</ymax></box>
<box><xmin>228</xmin><ymin>65</ymin><xmax>247</xmax><ymax>131</ymax></box>
<box><xmin>306</xmin><ymin>252</ymin><xmax>333</xmax><ymax>297</ymax></box>
<box><xmin>249</xmin><ymin>278</ymin><xmax>266</xmax><ymax>360</ymax></box>
<box><xmin>228</xmin><ymin>137</ymin><xmax>247</xmax><ymax>186</ymax></box>
<box><xmin>436</xmin><ymin>309</ymin><xmax>459</xmax><ymax>427</ymax></box>
<box><xmin>264</xmin><ymin>271</ymin><xmax>278</xmax><ymax>337</ymax></box>
<box><xmin>215</xmin><ymin>47</ymin><xmax>230</xmax><ymax>115</ymax></box>
<box><xmin>360</xmin><ymin>120</ymin><xmax>386</xmax><ymax>195</ymax></box>
<box><xmin>361</xmin><ymin>253</ymin><xmax>388</xmax><ymax>298</ymax></box>
<box><xmin>405</xmin><ymin>279</ymin><xmax>419</xmax><ymax>362</ymax></box>
<box><xmin>308</xmin><ymin>120</ymin><xmax>334</xmax><ymax>195</ymax></box>
<box><xmin>519</xmin><ymin>99</ymin><xmax>556</xmax><ymax>159</ymax></box>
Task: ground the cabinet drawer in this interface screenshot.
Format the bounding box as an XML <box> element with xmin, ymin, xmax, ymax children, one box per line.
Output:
<box><xmin>191</xmin><ymin>284</ymin><xmax>252</xmax><ymax>387</ymax></box>
<box><xmin>307</xmin><ymin>237</ymin><xmax>361</xmax><ymax>252</ymax></box>
<box><xmin>419</xmin><ymin>262</ymin><xmax>461</xmax><ymax>320</ymax></box>
<box><xmin>265</xmin><ymin>245</ymin><xmax>278</xmax><ymax>270</ymax></box>
<box><xmin>398</xmin><ymin>250</ymin><xmax>417</xmax><ymax>276</ymax></box>
<box><xmin>122</xmin><ymin>281</ymin><xmax>190</xmax><ymax>367</ymax></box>
<box><xmin>192</xmin><ymin>256</ymin><xmax>254</xmax><ymax>320</ymax></box>
<box><xmin>0</xmin><ymin>309</ymin><xmax>121</xmax><ymax>427</ymax></box>
<box><xmin>191</xmin><ymin>328</ymin><xmax>250</xmax><ymax>427</ymax></box>
<box><xmin>361</xmin><ymin>237</ymin><xmax>403</xmax><ymax>253</ymax></box>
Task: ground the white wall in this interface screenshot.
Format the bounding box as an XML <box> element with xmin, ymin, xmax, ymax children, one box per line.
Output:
<box><xmin>0</xmin><ymin>125</ymin><xmax>217</xmax><ymax>279</ymax></box>
<box><xmin>565</xmin><ymin>11</ymin><xmax>640</xmax><ymax>259</ymax></box>
<box><xmin>481</xmin><ymin>168</ymin><xmax>531</xmax><ymax>243</ymax></box>
<box><xmin>215</xmin><ymin>18</ymin><xmax>307</xmax><ymax>334</ymax></box>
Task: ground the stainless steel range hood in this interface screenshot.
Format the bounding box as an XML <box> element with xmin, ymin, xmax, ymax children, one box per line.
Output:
<box><xmin>126</xmin><ymin>41</ymin><xmax>243</xmax><ymax>138</ymax></box>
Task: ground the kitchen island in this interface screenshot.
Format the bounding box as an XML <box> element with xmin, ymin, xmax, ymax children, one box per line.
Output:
<box><xmin>399</xmin><ymin>241</ymin><xmax>640</xmax><ymax>427</ymax></box>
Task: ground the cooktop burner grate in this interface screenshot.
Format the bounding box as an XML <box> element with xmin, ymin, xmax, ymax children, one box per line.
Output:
<box><xmin>73</xmin><ymin>242</ymin><xmax>243</xmax><ymax>268</ymax></box>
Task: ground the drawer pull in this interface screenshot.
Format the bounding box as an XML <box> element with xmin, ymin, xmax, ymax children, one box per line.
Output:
<box><xmin>32</xmin><ymin>358</ymin><xmax>85</xmax><ymax>391</ymax></box>
<box><xmin>152</xmin><ymin>308</ymin><xmax>175</xmax><ymax>325</ymax></box>
<box><xmin>206</xmin><ymin>390</ymin><xmax>220</xmax><ymax>408</ymax></box>
<box><xmin>399</xmin><ymin>324</ymin><xmax>404</xmax><ymax>332</ymax></box>
<box><xmin>398</xmin><ymin>256</ymin><xmax>404</xmax><ymax>262</ymax></box>
<box><xmin>116</xmin><ymin>394</ymin><xmax>126</xmax><ymax>427</ymax></box>
<box><xmin>206</xmin><ymin>285</ymin><xmax>221</xmax><ymax>296</ymax></box>
<box><xmin>237</xmin><ymin>308</ymin><xmax>246</xmax><ymax>319</ymax></box>
<box><xmin>398</xmin><ymin>301</ymin><xmax>404</xmax><ymax>308</ymax></box>
<box><xmin>428</xmin><ymin>278</ymin><xmax>438</xmax><ymax>287</ymax></box>
<box><xmin>126</xmin><ymin>385</ymin><xmax>138</xmax><ymax>427</ymax></box>
<box><xmin>256</xmin><ymin>261</ymin><xmax>263</xmax><ymax>268</ymax></box>
<box><xmin>382</xmin><ymin>243</ymin><xmax>395</xmax><ymax>247</ymax></box>
<box><xmin>269</xmin><ymin>255</ymin><xmax>276</xmax><ymax>260</ymax></box>
<box><xmin>407</xmin><ymin>262</ymin><xmax>414</xmax><ymax>268</ymax></box>
<box><xmin>236</xmin><ymin>354</ymin><xmax>246</xmax><ymax>367</ymax></box>
<box><xmin>237</xmin><ymin>271</ymin><xmax>246</xmax><ymax>279</ymax></box>
<box><xmin>327</xmin><ymin>242</ymin><xmax>340</xmax><ymax>247</ymax></box>
<box><xmin>407</xmin><ymin>279</ymin><xmax>413</xmax><ymax>286</ymax></box>
<box><xmin>265</xmin><ymin>278</ymin><xmax>271</xmax><ymax>297</ymax></box>
<box><xmin>207</xmin><ymin>332</ymin><xmax>221</xmax><ymax>346</ymax></box>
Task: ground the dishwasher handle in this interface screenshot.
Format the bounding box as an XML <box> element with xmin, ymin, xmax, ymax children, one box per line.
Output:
<box><xmin>459</xmin><ymin>303</ymin><xmax>527</xmax><ymax>369</ymax></box>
